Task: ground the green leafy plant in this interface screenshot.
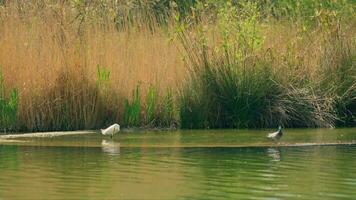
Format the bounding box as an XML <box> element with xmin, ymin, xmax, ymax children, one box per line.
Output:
<box><xmin>161</xmin><ymin>88</ymin><xmax>176</xmax><ymax>127</ymax></box>
<box><xmin>0</xmin><ymin>68</ymin><xmax>18</xmax><ymax>132</ymax></box>
<box><xmin>145</xmin><ymin>85</ymin><xmax>157</xmax><ymax>126</ymax></box>
<box><xmin>124</xmin><ymin>85</ymin><xmax>141</xmax><ymax>127</ymax></box>
<box><xmin>96</xmin><ymin>64</ymin><xmax>111</xmax><ymax>96</ymax></box>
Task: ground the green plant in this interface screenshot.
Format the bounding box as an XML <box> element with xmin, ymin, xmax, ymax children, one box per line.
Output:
<box><xmin>96</xmin><ymin>64</ymin><xmax>111</xmax><ymax>96</ymax></box>
<box><xmin>144</xmin><ymin>86</ymin><xmax>177</xmax><ymax>128</ymax></box>
<box><xmin>0</xmin><ymin>69</ymin><xmax>18</xmax><ymax>132</ymax></box>
<box><xmin>124</xmin><ymin>85</ymin><xmax>141</xmax><ymax>127</ymax></box>
<box><xmin>145</xmin><ymin>85</ymin><xmax>157</xmax><ymax>126</ymax></box>
<box><xmin>161</xmin><ymin>88</ymin><xmax>176</xmax><ymax>127</ymax></box>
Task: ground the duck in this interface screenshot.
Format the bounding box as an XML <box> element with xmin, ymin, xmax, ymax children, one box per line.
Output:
<box><xmin>101</xmin><ymin>123</ymin><xmax>120</xmax><ymax>138</ymax></box>
<box><xmin>267</xmin><ymin>126</ymin><xmax>283</xmax><ymax>141</ymax></box>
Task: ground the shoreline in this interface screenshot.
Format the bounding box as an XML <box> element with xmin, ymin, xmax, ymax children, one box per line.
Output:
<box><xmin>0</xmin><ymin>130</ymin><xmax>97</xmax><ymax>139</ymax></box>
<box><xmin>0</xmin><ymin>127</ymin><xmax>179</xmax><ymax>139</ymax></box>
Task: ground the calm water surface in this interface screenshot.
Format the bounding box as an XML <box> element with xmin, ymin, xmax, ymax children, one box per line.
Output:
<box><xmin>0</xmin><ymin>128</ymin><xmax>355</xmax><ymax>200</ymax></box>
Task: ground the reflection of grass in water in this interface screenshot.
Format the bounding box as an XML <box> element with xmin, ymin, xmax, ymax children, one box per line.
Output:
<box><xmin>0</xmin><ymin>145</ymin><xmax>19</xmax><ymax>170</ymax></box>
<box><xmin>1</xmin><ymin>143</ymin><xmax>356</xmax><ymax>199</ymax></box>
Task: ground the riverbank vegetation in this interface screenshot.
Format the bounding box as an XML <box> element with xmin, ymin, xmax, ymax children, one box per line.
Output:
<box><xmin>0</xmin><ymin>0</ymin><xmax>354</xmax><ymax>132</ymax></box>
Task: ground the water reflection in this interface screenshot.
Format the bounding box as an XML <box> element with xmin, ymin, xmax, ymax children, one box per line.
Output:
<box><xmin>267</xmin><ymin>147</ymin><xmax>281</xmax><ymax>161</ymax></box>
<box><xmin>101</xmin><ymin>140</ymin><xmax>120</xmax><ymax>155</ymax></box>
<box><xmin>0</xmin><ymin>128</ymin><xmax>355</xmax><ymax>200</ymax></box>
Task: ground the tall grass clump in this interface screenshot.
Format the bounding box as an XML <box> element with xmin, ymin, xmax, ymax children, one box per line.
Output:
<box><xmin>96</xmin><ymin>65</ymin><xmax>111</xmax><ymax>96</ymax></box>
<box><xmin>124</xmin><ymin>85</ymin><xmax>141</xmax><ymax>127</ymax></box>
<box><xmin>159</xmin><ymin>88</ymin><xmax>177</xmax><ymax>127</ymax></box>
<box><xmin>145</xmin><ymin>85</ymin><xmax>158</xmax><ymax>126</ymax></box>
<box><xmin>318</xmin><ymin>26</ymin><xmax>356</xmax><ymax>126</ymax></box>
<box><xmin>144</xmin><ymin>86</ymin><xmax>178</xmax><ymax>128</ymax></box>
<box><xmin>0</xmin><ymin>68</ymin><xmax>18</xmax><ymax>132</ymax></box>
<box><xmin>0</xmin><ymin>1</ymin><xmax>182</xmax><ymax>131</ymax></box>
<box><xmin>178</xmin><ymin>1</ymin><xmax>337</xmax><ymax>128</ymax></box>
<box><xmin>21</xmin><ymin>67</ymin><xmax>118</xmax><ymax>132</ymax></box>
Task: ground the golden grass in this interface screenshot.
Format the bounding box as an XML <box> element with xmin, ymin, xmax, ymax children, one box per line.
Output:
<box><xmin>0</xmin><ymin>3</ymin><xmax>184</xmax><ymax>130</ymax></box>
<box><xmin>0</xmin><ymin>1</ymin><xmax>354</xmax><ymax>130</ymax></box>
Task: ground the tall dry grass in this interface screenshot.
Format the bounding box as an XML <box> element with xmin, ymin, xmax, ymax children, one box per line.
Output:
<box><xmin>0</xmin><ymin>1</ymin><xmax>183</xmax><ymax>131</ymax></box>
<box><xmin>0</xmin><ymin>1</ymin><xmax>354</xmax><ymax>131</ymax></box>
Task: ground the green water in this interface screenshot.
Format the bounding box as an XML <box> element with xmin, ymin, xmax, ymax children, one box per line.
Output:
<box><xmin>0</xmin><ymin>128</ymin><xmax>355</xmax><ymax>199</ymax></box>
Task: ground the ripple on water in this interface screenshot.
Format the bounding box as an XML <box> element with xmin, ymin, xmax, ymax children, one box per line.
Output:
<box><xmin>0</xmin><ymin>136</ymin><xmax>356</xmax><ymax>200</ymax></box>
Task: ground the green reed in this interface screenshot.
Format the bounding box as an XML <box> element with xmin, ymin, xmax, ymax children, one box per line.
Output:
<box><xmin>0</xmin><ymin>68</ymin><xmax>18</xmax><ymax>131</ymax></box>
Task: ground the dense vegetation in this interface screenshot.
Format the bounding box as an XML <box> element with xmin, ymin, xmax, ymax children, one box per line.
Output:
<box><xmin>0</xmin><ymin>0</ymin><xmax>354</xmax><ymax>132</ymax></box>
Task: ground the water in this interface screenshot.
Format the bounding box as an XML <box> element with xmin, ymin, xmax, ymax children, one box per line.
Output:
<box><xmin>0</xmin><ymin>128</ymin><xmax>355</xmax><ymax>200</ymax></box>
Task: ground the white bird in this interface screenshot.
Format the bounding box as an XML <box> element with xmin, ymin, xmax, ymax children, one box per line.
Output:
<box><xmin>267</xmin><ymin>126</ymin><xmax>283</xmax><ymax>141</ymax></box>
<box><xmin>101</xmin><ymin>123</ymin><xmax>120</xmax><ymax>138</ymax></box>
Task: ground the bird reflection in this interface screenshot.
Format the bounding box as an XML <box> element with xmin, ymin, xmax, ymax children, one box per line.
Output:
<box><xmin>267</xmin><ymin>147</ymin><xmax>281</xmax><ymax>162</ymax></box>
<box><xmin>101</xmin><ymin>139</ymin><xmax>120</xmax><ymax>155</ymax></box>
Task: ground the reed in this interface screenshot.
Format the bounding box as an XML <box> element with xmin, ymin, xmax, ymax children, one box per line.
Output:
<box><xmin>318</xmin><ymin>28</ymin><xmax>356</xmax><ymax>126</ymax></box>
<box><xmin>0</xmin><ymin>1</ymin><xmax>183</xmax><ymax>131</ymax></box>
<box><xmin>0</xmin><ymin>1</ymin><xmax>354</xmax><ymax>131</ymax></box>
<box><xmin>0</xmin><ymin>68</ymin><xmax>18</xmax><ymax>131</ymax></box>
<box><xmin>145</xmin><ymin>85</ymin><xmax>158</xmax><ymax>126</ymax></box>
<box><xmin>124</xmin><ymin>85</ymin><xmax>142</xmax><ymax>127</ymax></box>
<box><xmin>177</xmin><ymin>1</ymin><xmax>353</xmax><ymax>128</ymax></box>
<box><xmin>159</xmin><ymin>88</ymin><xmax>177</xmax><ymax>127</ymax></box>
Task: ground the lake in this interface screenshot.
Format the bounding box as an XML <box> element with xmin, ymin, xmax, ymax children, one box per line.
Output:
<box><xmin>0</xmin><ymin>128</ymin><xmax>355</xmax><ymax>199</ymax></box>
